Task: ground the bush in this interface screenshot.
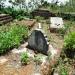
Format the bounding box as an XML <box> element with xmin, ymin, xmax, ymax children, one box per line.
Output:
<box><xmin>20</xmin><ymin>52</ymin><xmax>29</xmax><ymax>65</ymax></box>
<box><xmin>0</xmin><ymin>25</ymin><xmax>28</xmax><ymax>54</ymax></box>
<box><xmin>64</xmin><ymin>32</ymin><xmax>75</xmax><ymax>58</ymax></box>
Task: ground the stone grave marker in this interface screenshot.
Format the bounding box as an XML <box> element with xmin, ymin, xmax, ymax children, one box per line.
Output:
<box><xmin>28</xmin><ymin>30</ymin><xmax>48</xmax><ymax>55</ymax></box>
<box><xmin>50</xmin><ymin>17</ymin><xmax>64</xmax><ymax>32</ymax></box>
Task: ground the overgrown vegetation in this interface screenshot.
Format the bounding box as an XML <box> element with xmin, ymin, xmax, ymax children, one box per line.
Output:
<box><xmin>20</xmin><ymin>52</ymin><xmax>29</xmax><ymax>65</ymax></box>
<box><xmin>0</xmin><ymin>24</ymin><xmax>28</xmax><ymax>54</ymax></box>
<box><xmin>64</xmin><ymin>32</ymin><xmax>75</xmax><ymax>58</ymax></box>
<box><xmin>40</xmin><ymin>0</ymin><xmax>75</xmax><ymax>21</ymax></box>
<box><xmin>59</xmin><ymin>65</ymin><xmax>68</xmax><ymax>75</ymax></box>
<box><xmin>35</xmin><ymin>16</ymin><xmax>44</xmax><ymax>22</ymax></box>
<box><xmin>0</xmin><ymin>7</ymin><xmax>30</xmax><ymax>20</ymax></box>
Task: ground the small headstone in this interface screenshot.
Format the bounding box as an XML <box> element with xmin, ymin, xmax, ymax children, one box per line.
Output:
<box><xmin>50</xmin><ymin>17</ymin><xmax>64</xmax><ymax>32</ymax></box>
<box><xmin>50</xmin><ymin>17</ymin><xmax>64</xmax><ymax>29</ymax></box>
<box><xmin>28</xmin><ymin>30</ymin><xmax>48</xmax><ymax>55</ymax></box>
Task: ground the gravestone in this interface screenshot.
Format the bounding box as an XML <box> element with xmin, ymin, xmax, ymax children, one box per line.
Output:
<box><xmin>28</xmin><ymin>30</ymin><xmax>48</xmax><ymax>55</ymax></box>
<box><xmin>50</xmin><ymin>17</ymin><xmax>64</xmax><ymax>32</ymax></box>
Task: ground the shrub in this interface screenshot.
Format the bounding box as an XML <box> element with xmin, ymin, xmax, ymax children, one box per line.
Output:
<box><xmin>64</xmin><ymin>32</ymin><xmax>75</xmax><ymax>58</ymax></box>
<box><xmin>0</xmin><ymin>25</ymin><xmax>28</xmax><ymax>54</ymax></box>
<box><xmin>20</xmin><ymin>52</ymin><xmax>29</xmax><ymax>65</ymax></box>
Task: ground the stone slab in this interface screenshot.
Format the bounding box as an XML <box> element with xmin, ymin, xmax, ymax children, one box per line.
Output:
<box><xmin>50</xmin><ymin>17</ymin><xmax>64</xmax><ymax>29</ymax></box>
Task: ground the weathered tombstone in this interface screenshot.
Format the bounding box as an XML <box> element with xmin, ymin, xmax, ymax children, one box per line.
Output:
<box><xmin>50</xmin><ymin>17</ymin><xmax>64</xmax><ymax>32</ymax></box>
<box><xmin>28</xmin><ymin>30</ymin><xmax>48</xmax><ymax>55</ymax></box>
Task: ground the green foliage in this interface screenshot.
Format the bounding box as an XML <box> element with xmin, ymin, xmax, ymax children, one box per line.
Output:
<box><xmin>58</xmin><ymin>24</ymin><xmax>70</xmax><ymax>37</ymax></box>
<box><xmin>64</xmin><ymin>32</ymin><xmax>75</xmax><ymax>51</ymax></box>
<box><xmin>35</xmin><ymin>16</ymin><xmax>44</xmax><ymax>22</ymax></box>
<box><xmin>59</xmin><ymin>65</ymin><xmax>68</xmax><ymax>75</ymax></box>
<box><xmin>16</xmin><ymin>15</ymin><xmax>25</xmax><ymax>21</ymax></box>
<box><xmin>0</xmin><ymin>25</ymin><xmax>28</xmax><ymax>54</ymax></box>
<box><xmin>0</xmin><ymin>7</ymin><xmax>30</xmax><ymax>19</ymax></box>
<box><xmin>64</xmin><ymin>32</ymin><xmax>75</xmax><ymax>58</ymax></box>
<box><xmin>42</xmin><ymin>1</ymin><xmax>50</xmax><ymax>7</ymax></box>
<box><xmin>20</xmin><ymin>52</ymin><xmax>29</xmax><ymax>65</ymax></box>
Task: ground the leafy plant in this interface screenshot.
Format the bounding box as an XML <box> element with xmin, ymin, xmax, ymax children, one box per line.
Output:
<box><xmin>64</xmin><ymin>32</ymin><xmax>75</xmax><ymax>58</ymax></box>
<box><xmin>0</xmin><ymin>25</ymin><xmax>28</xmax><ymax>54</ymax></box>
<box><xmin>64</xmin><ymin>32</ymin><xmax>75</xmax><ymax>51</ymax></box>
<box><xmin>59</xmin><ymin>65</ymin><xmax>68</xmax><ymax>75</ymax></box>
<box><xmin>20</xmin><ymin>52</ymin><xmax>29</xmax><ymax>65</ymax></box>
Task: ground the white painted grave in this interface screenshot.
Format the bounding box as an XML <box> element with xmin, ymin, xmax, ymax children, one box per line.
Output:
<box><xmin>50</xmin><ymin>17</ymin><xmax>64</xmax><ymax>29</ymax></box>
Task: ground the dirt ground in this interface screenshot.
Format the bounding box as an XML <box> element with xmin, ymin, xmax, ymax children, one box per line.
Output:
<box><xmin>0</xmin><ymin>19</ymin><xmax>74</xmax><ymax>75</ymax></box>
<box><xmin>0</xmin><ymin>51</ymin><xmax>35</xmax><ymax>75</ymax></box>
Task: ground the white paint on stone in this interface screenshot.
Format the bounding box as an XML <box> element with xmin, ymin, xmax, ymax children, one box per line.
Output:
<box><xmin>41</xmin><ymin>56</ymin><xmax>47</xmax><ymax>63</ymax></box>
<box><xmin>49</xmin><ymin>45</ymin><xmax>58</xmax><ymax>58</ymax></box>
<box><xmin>12</xmin><ymin>47</ymin><xmax>35</xmax><ymax>58</ymax></box>
<box><xmin>35</xmin><ymin>28</ymin><xmax>45</xmax><ymax>34</ymax></box>
<box><xmin>38</xmin><ymin>23</ymin><xmax>42</xmax><ymax>29</ymax></box>
<box><xmin>20</xmin><ymin>42</ymin><xmax>28</xmax><ymax>48</ymax></box>
<box><xmin>27</xmin><ymin>52</ymin><xmax>34</xmax><ymax>58</ymax></box>
<box><xmin>47</xmin><ymin>42</ymin><xmax>50</xmax><ymax>45</ymax></box>
<box><xmin>0</xmin><ymin>57</ymin><xmax>8</xmax><ymax>64</ymax></box>
<box><xmin>34</xmin><ymin>73</ymin><xmax>41</xmax><ymax>75</ymax></box>
<box><xmin>50</xmin><ymin>17</ymin><xmax>64</xmax><ymax>29</ymax></box>
<box><xmin>54</xmin><ymin>72</ymin><xmax>59</xmax><ymax>75</ymax></box>
<box><xmin>12</xmin><ymin>48</ymin><xmax>27</xmax><ymax>54</ymax></box>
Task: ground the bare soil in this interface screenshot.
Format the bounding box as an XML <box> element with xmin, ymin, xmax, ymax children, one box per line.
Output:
<box><xmin>0</xmin><ymin>19</ymin><xmax>75</xmax><ymax>75</ymax></box>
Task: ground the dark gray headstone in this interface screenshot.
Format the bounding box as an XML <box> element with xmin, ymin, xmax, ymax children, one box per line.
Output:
<box><xmin>28</xmin><ymin>30</ymin><xmax>48</xmax><ymax>55</ymax></box>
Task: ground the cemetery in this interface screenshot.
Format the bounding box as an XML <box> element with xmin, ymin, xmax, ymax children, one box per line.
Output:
<box><xmin>0</xmin><ymin>0</ymin><xmax>75</xmax><ymax>75</ymax></box>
